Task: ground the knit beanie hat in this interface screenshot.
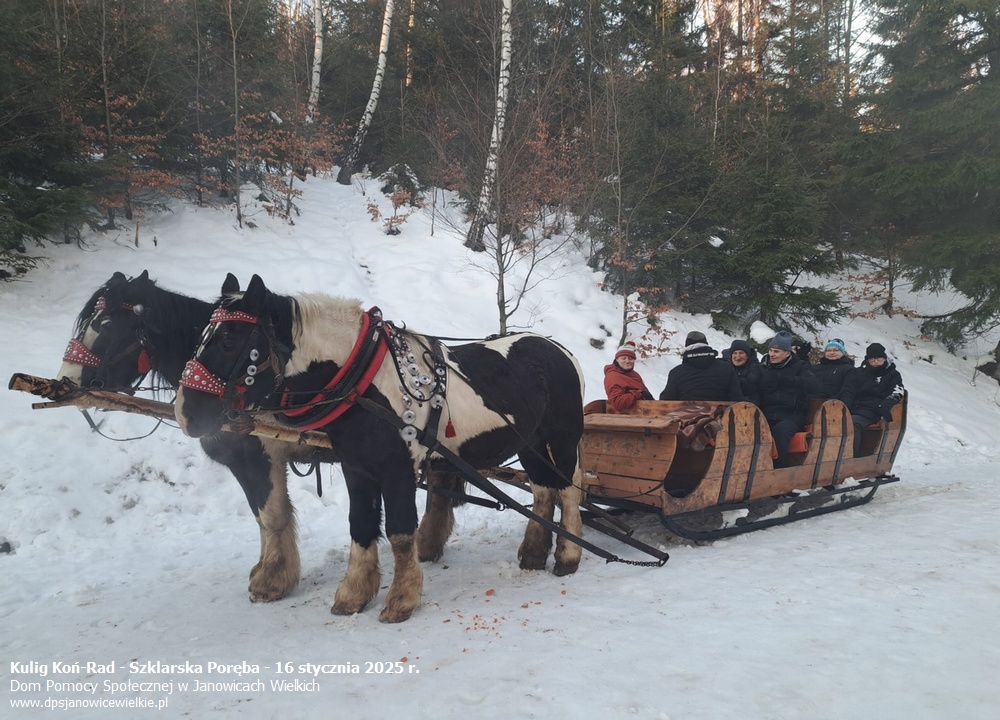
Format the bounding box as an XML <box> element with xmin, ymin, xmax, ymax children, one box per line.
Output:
<box><xmin>685</xmin><ymin>331</ymin><xmax>708</xmax><ymax>347</ymax></box>
<box><xmin>768</xmin><ymin>332</ymin><xmax>793</xmax><ymax>352</ymax></box>
<box><xmin>865</xmin><ymin>342</ymin><xmax>887</xmax><ymax>361</ymax></box>
<box><xmin>615</xmin><ymin>341</ymin><xmax>637</xmax><ymax>360</ymax></box>
<box><xmin>729</xmin><ymin>339</ymin><xmax>753</xmax><ymax>355</ymax></box>
<box><xmin>824</xmin><ymin>339</ymin><xmax>847</xmax><ymax>355</ymax></box>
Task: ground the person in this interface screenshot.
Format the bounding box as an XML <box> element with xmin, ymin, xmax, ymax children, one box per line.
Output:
<box><xmin>659</xmin><ymin>331</ymin><xmax>743</xmax><ymax>401</ymax></box>
<box><xmin>603</xmin><ymin>341</ymin><xmax>653</xmax><ymax>412</ymax></box>
<box><xmin>727</xmin><ymin>339</ymin><xmax>761</xmax><ymax>404</ymax></box>
<box><xmin>839</xmin><ymin>342</ymin><xmax>905</xmax><ymax>455</ymax></box>
<box><xmin>753</xmin><ymin>331</ymin><xmax>820</xmax><ymax>468</ymax></box>
<box><xmin>811</xmin><ymin>338</ymin><xmax>855</xmax><ymax>398</ymax></box>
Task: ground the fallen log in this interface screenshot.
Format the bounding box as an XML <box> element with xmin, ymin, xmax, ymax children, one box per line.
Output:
<box><xmin>8</xmin><ymin>373</ymin><xmax>334</xmax><ymax>450</ymax></box>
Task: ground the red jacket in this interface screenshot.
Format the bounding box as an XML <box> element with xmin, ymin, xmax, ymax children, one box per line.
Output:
<box><xmin>604</xmin><ymin>363</ymin><xmax>651</xmax><ymax>412</ymax></box>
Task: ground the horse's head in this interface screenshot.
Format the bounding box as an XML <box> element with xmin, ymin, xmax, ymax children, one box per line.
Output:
<box><xmin>176</xmin><ymin>273</ymin><xmax>289</xmax><ymax>438</ymax></box>
<box><xmin>58</xmin><ymin>270</ymin><xmax>157</xmax><ymax>391</ymax></box>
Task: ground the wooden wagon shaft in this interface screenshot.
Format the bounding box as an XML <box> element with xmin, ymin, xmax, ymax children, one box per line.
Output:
<box><xmin>8</xmin><ymin>373</ymin><xmax>334</xmax><ymax>450</ymax></box>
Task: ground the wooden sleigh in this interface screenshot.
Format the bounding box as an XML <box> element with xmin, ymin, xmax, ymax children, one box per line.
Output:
<box><xmin>580</xmin><ymin>394</ymin><xmax>906</xmax><ymax>540</ymax></box>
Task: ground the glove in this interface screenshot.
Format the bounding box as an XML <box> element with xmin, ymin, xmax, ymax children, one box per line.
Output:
<box><xmin>878</xmin><ymin>403</ymin><xmax>894</xmax><ymax>422</ymax></box>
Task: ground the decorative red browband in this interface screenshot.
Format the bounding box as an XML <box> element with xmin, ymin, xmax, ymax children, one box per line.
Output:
<box><xmin>61</xmin><ymin>296</ymin><xmax>118</xmax><ymax>368</ymax></box>
<box><xmin>93</xmin><ymin>296</ymin><xmax>135</xmax><ymax>313</ymax></box>
<box><xmin>210</xmin><ymin>307</ymin><xmax>258</xmax><ymax>324</ymax></box>
<box><xmin>179</xmin><ymin>359</ymin><xmax>228</xmax><ymax>396</ymax></box>
<box><xmin>63</xmin><ymin>338</ymin><xmax>102</xmax><ymax>368</ymax></box>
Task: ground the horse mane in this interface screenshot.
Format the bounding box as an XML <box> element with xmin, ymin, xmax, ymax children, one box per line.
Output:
<box><xmin>285</xmin><ymin>294</ymin><xmax>366</xmax><ymax>375</ymax></box>
<box><xmin>112</xmin><ymin>276</ymin><xmax>214</xmax><ymax>386</ymax></box>
<box><xmin>74</xmin><ymin>285</ymin><xmax>109</xmax><ymax>335</ymax></box>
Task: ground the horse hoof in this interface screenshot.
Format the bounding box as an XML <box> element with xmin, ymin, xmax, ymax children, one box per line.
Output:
<box><xmin>518</xmin><ymin>554</ymin><xmax>548</xmax><ymax>571</ymax></box>
<box><xmin>248</xmin><ymin>588</ymin><xmax>288</xmax><ymax>603</ymax></box>
<box><xmin>330</xmin><ymin>600</ymin><xmax>367</xmax><ymax>616</ymax></box>
<box><xmin>378</xmin><ymin>606</ymin><xmax>415</xmax><ymax>623</ymax></box>
<box><xmin>552</xmin><ymin>560</ymin><xmax>579</xmax><ymax>577</ymax></box>
<box><xmin>418</xmin><ymin>548</ymin><xmax>443</xmax><ymax>563</ymax></box>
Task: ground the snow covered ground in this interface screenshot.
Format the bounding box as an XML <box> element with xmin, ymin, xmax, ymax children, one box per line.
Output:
<box><xmin>2</xmin><ymin>176</ymin><xmax>999</xmax><ymax>719</ymax></box>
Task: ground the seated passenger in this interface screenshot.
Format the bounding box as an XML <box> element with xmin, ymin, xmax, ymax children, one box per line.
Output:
<box><xmin>812</xmin><ymin>338</ymin><xmax>855</xmax><ymax>398</ymax></box>
<box><xmin>659</xmin><ymin>331</ymin><xmax>743</xmax><ymax>402</ymax></box>
<box><xmin>728</xmin><ymin>339</ymin><xmax>761</xmax><ymax>404</ymax></box>
<box><xmin>754</xmin><ymin>332</ymin><xmax>820</xmax><ymax>468</ymax></box>
<box><xmin>839</xmin><ymin>343</ymin><xmax>904</xmax><ymax>455</ymax></box>
<box><xmin>603</xmin><ymin>341</ymin><xmax>653</xmax><ymax>412</ymax></box>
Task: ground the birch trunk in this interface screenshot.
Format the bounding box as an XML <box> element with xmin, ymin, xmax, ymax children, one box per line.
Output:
<box><xmin>337</xmin><ymin>0</ymin><xmax>396</xmax><ymax>185</ymax></box>
<box><xmin>225</xmin><ymin>0</ymin><xmax>243</xmax><ymax>227</ymax></box>
<box><xmin>307</xmin><ymin>0</ymin><xmax>323</xmax><ymax>122</ymax></box>
<box><xmin>465</xmin><ymin>0</ymin><xmax>513</xmax><ymax>252</ymax></box>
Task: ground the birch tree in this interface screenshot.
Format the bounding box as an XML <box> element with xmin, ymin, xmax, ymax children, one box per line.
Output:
<box><xmin>464</xmin><ymin>0</ymin><xmax>512</xmax><ymax>252</ymax></box>
<box><xmin>336</xmin><ymin>0</ymin><xmax>395</xmax><ymax>185</ymax></box>
<box><xmin>307</xmin><ymin>0</ymin><xmax>323</xmax><ymax>122</ymax></box>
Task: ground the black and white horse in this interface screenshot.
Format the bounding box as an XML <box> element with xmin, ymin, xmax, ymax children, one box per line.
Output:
<box><xmin>57</xmin><ymin>271</ymin><xmax>333</xmax><ymax>602</ymax></box>
<box><xmin>175</xmin><ymin>273</ymin><xmax>586</xmax><ymax>623</ymax></box>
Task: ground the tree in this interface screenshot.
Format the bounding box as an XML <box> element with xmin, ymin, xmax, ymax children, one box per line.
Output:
<box><xmin>465</xmin><ymin>0</ymin><xmax>512</xmax><ymax>251</ymax></box>
<box><xmin>859</xmin><ymin>0</ymin><xmax>1000</xmax><ymax>348</ymax></box>
<box><xmin>307</xmin><ymin>0</ymin><xmax>325</xmax><ymax>123</ymax></box>
<box><xmin>337</xmin><ymin>0</ymin><xmax>396</xmax><ymax>184</ymax></box>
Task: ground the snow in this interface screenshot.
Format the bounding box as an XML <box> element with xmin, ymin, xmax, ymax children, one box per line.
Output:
<box><xmin>2</xmin><ymin>176</ymin><xmax>999</xmax><ymax>719</ymax></box>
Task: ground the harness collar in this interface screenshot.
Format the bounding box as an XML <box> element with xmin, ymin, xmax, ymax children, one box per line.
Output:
<box><xmin>277</xmin><ymin>308</ymin><xmax>389</xmax><ymax>430</ymax></box>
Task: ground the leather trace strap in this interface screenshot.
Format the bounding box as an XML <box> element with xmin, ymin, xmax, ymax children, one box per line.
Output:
<box><xmin>354</xmin><ymin>395</ymin><xmax>667</xmax><ymax>568</ymax></box>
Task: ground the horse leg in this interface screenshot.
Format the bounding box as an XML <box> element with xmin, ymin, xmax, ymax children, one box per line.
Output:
<box><xmin>200</xmin><ymin>436</ymin><xmax>300</xmax><ymax>601</ymax></box>
<box><xmin>331</xmin><ymin>473</ymin><xmax>382</xmax><ymax>615</ymax></box>
<box><xmin>552</xmin><ymin>465</ymin><xmax>584</xmax><ymax>577</ymax></box>
<box><xmin>251</xmin><ymin>440</ymin><xmax>300</xmax><ymax>601</ymax></box>
<box><xmin>379</xmin><ymin>534</ymin><xmax>422</xmax><ymax>623</ymax></box>
<box><xmin>517</xmin><ymin>441</ymin><xmax>584</xmax><ymax>574</ymax></box>
<box><xmin>415</xmin><ymin>469</ymin><xmax>460</xmax><ymax>562</ymax></box>
<box><xmin>379</xmin><ymin>475</ymin><xmax>423</xmax><ymax>623</ymax></box>
<box><xmin>518</xmin><ymin>481</ymin><xmax>556</xmax><ymax>571</ymax></box>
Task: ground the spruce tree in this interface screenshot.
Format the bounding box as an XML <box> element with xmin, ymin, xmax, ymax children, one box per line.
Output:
<box><xmin>859</xmin><ymin>0</ymin><xmax>1000</xmax><ymax>347</ymax></box>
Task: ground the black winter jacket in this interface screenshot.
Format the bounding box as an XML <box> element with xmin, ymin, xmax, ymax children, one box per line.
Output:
<box><xmin>733</xmin><ymin>355</ymin><xmax>761</xmax><ymax>404</ymax></box>
<box><xmin>659</xmin><ymin>345</ymin><xmax>744</xmax><ymax>401</ymax></box>
<box><xmin>840</xmin><ymin>360</ymin><xmax>904</xmax><ymax>421</ymax></box>
<box><xmin>812</xmin><ymin>356</ymin><xmax>855</xmax><ymax>398</ymax></box>
<box><xmin>753</xmin><ymin>355</ymin><xmax>820</xmax><ymax>423</ymax></box>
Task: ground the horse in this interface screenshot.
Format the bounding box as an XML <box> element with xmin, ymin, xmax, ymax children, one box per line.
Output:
<box><xmin>57</xmin><ymin>271</ymin><xmax>334</xmax><ymax>602</ymax></box>
<box><xmin>174</xmin><ymin>273</ymin><xmax>586</xmax><ymax>623</ymax></box>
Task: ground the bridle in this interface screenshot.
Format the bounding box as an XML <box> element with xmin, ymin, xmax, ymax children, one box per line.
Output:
<box><xmin>179</xmin><ymin>304</ymin><xmax>396</xmax><ymax>431</ymax></box>
<box><xmin>179</xmin><ymin>306</ymin><xmax>287</xmax><ymax>412</ymax></box>
<box><xmin>62</xmin><ymin>296</ymin><xmax>152</xmax><ymax>388</ymax></box>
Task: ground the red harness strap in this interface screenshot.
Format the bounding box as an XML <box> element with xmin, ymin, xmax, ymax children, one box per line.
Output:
<box><xmin>279</xmin><ymin>309</ymin><xmax>390</xmax><ymax>431</ymax></box>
